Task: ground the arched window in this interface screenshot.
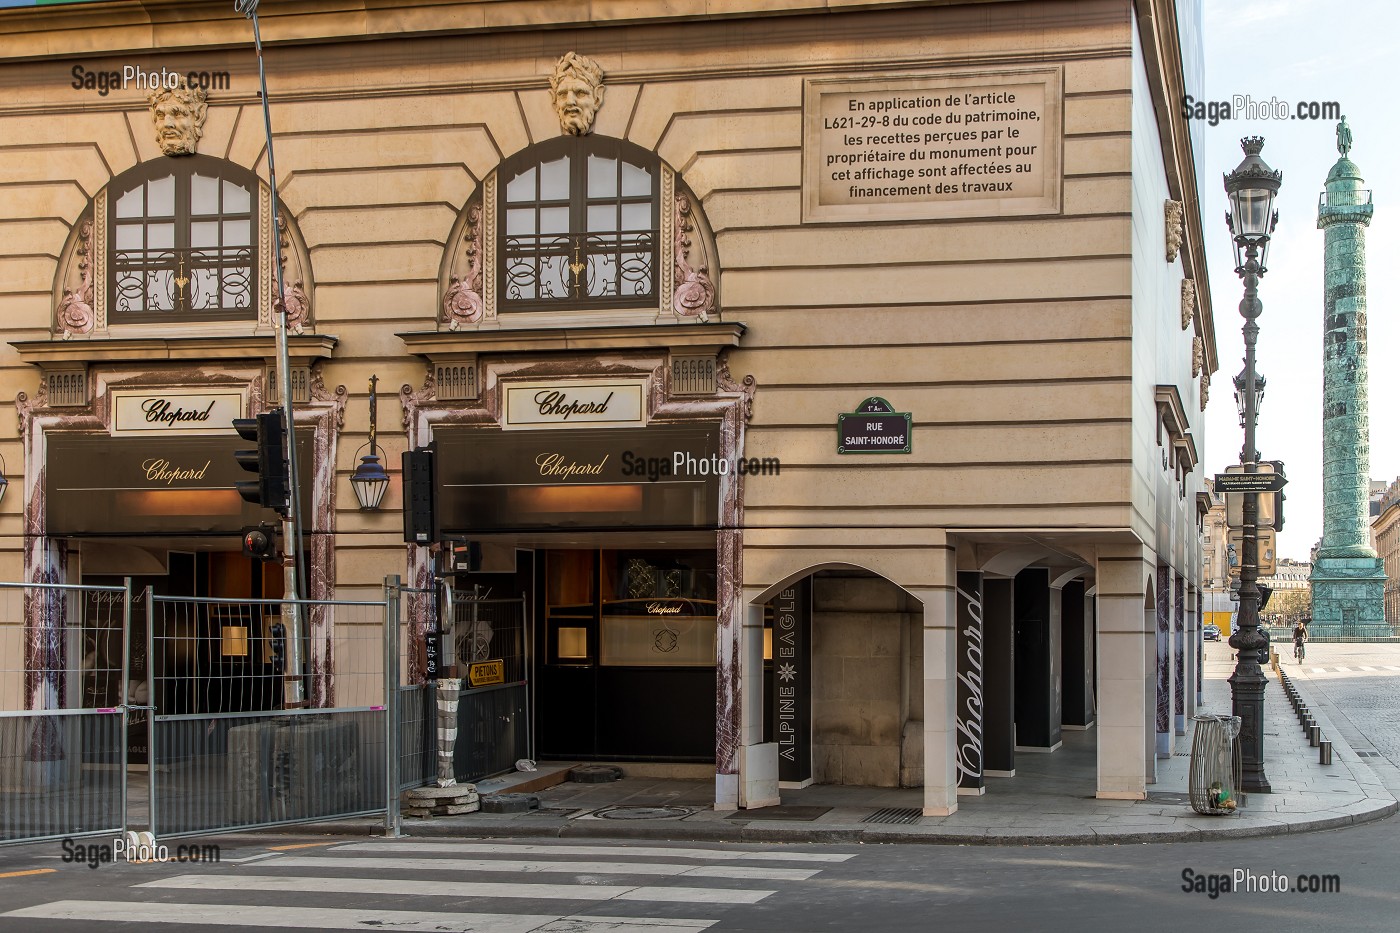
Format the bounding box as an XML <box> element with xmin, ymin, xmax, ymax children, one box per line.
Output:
<box><xmin>52</xmin><ymin>155</ymin><xmax>313</xmax><ymax>340</ymax></box>
<box><xmin>439</xmin><ymin>137</ymin><xmax>718</xmax><ymax>333</ymax></box>
<box><xmin>499</xmin><ymin>136</ymin><xmax>658</xmax><ymax>310</ymax></box>
<box><xmin>110</xmin><ymin>155</ymin><xmax>258</xmax><ymax>321</ymax></box>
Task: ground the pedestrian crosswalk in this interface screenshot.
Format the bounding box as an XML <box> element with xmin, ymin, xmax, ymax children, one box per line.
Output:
<box><xmin>3</xmin><ymin>837</ymin><xmax>856</xmax><ymax>932</ymax></box>
<box><xmin>1305</xmin><ymin>664</ymin><xmax>1400</xmax><ymax>675</ymax></box>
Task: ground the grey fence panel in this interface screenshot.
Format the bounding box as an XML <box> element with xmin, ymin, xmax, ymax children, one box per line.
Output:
<box><xmin>150</xmin><ymin>708</ymin><xmax>387</xmax><ymax>837</ymax></box>
<box><xmin>0</xmin><ymin>580</ymin><xmax>130</xmax><ymax>847</ymax></box>
<box><xmin>0</xmin><ymin>709</ymin><xmax>125</xmax><ymax>844</ymax></box>
<box><xmin>398</xmin><ymin>684</ymin><xmax>436</xmax><ymax>791</ymax></box>
<box><xmin>449</xmin><ymin>595</ymin><xmax>531</xmax><ymax>783</ymax></box>
<box><xmin>147</xmin><ymin>594</ymin><xmax>391</xmax><ymax>838</ymax></box>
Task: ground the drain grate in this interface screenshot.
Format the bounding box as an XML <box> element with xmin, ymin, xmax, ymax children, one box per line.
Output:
<box><xmin>1355</xmin><ymin>750</ymin><xmax>1384</xmax><ymax>758</ymax></box>
<box><xmin>596</xmin><ymin>806</ymin><xmax>693</xmax><ymax>821</ymax></box>
<box><xmin>862</xmin><ymin>807</ymin><xmax>922</xmax><ymax>825</ymax></box>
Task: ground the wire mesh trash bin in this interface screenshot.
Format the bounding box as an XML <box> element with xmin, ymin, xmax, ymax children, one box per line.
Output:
<box><xmin>1189</xmin><ymin>714</ymin><xmax>1243</xmax><ymax>815</ymax></box>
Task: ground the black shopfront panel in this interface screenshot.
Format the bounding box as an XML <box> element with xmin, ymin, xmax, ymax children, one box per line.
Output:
<box><xmin>537</xmin><ymin>549</ymin><xmax>717</xmax><ymax>762</ymax></box>
<box><xmin>434</xmin><ymin>423</ymin><xmax>721</xmax><ymax>535</ymax></box>
<box><xmin>46</xmin><ymin>433</ymin><xmax>312</xmax><ymax>535</ymax></box>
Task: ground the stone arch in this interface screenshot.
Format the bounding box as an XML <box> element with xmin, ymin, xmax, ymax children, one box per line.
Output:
<box><xmin>749</xmin><ymin>559</ymin><xmax>927</xmax><ymax>789</ymax></box>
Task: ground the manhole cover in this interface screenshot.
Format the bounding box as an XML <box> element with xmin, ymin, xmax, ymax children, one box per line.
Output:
<box><xmin>597</xmin><ymin>806</ymin><xmax>692</xmax><ymax>821</ymax></box>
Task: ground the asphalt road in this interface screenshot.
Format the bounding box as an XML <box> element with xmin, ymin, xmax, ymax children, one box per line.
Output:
<box><xmin>1</xmin><ymin>645</ymin><xmax>1397</xmax><ymax>932</ymax></box>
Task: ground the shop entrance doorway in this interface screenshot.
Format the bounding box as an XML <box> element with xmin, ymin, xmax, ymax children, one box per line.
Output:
<box><xmin>535</xmin><ymin>548</ymin><xmax>716</xmax><ymax>762</ymax></box>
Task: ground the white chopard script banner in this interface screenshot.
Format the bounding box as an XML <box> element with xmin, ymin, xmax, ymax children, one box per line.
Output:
<box><xmin>111</xmin><ymin>390</ymin><xmax>245</xmax><ymax>436</ymax></box>
<box><xmin>502</xmin><ymin>380</ymin><xmax>647</xmax><ymax>430</ymax></box>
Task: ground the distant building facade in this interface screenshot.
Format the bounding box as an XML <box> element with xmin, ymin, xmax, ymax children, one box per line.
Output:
<box><xmin>1372</xmin><ymin>478</ymin><xmax>1400</xmax><ymax>623</ymax></box>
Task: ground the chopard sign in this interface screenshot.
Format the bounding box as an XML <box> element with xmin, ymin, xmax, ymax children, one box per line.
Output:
<box><xmin>536</xmin><ymin>452</ymin><xmax>608</xmax><ymax>480</ymax></box>
<box><xmin>645</xmin><ymin>601</ymin><xmax>683</xmax><ymax>615</ymax></box>
<box><xmin>112</xmin><ymin>390</ymin><xmax>244</xmax><ymax>435</ymax></box>
<box><xmin>142</xmin><ymin>458</ymin><xmax>212</xmax><ymax>485</ymax></box>
<box><xmin>503</xmin><ymin>380</ymin><xmax>647</xmax><ymax>430</ymax></box>
<box><xmin>535</xmin><ymin>390</ymin><xmax>613</xmax><ymax>420</ymax></box>
<box><xmin>143</xmin><ymin>398</ymin><xmax>215</xmax><ymax>426</ymax></box>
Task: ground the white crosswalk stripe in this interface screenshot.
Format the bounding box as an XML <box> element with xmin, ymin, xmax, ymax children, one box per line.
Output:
<box><xmin>141</xmin><ymin>873</ymin><xmax>776</xmax><ymax>904</ymax></box>
<box><xmin>3</xmin><ymin>837</ymin><xmax>845</xmax><ymax>931</ymax></box>
<box><xmin>3</xmin><ymin>901</ymin><xmax>716</xmax><ymax>932</ymax></box>
<box><xmin>273</xmin><ymin>854</ymin><xmax>820</xmax><ymax>880</ymax></box>
<box><xmin>335</xmin><ymin>840</ymin><xmax>854</xmax><ymax>862</ymax></box>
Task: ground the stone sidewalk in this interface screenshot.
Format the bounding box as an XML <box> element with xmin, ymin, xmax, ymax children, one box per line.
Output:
<box><xmin>309</xmin><ymin>643</ymin><xmax>1395</xmax><ymax>846</ymax></box>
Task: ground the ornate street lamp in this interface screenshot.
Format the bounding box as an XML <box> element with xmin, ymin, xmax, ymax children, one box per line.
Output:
<box><xmin>1224</xmin><ymin>136</ymin><xmax>1281</xmax><ymax>794</ymax></box>
<box><xmin>350</xmin><ymin>375</ymin><xmax>391</xmax><ymax>511</ymax></box>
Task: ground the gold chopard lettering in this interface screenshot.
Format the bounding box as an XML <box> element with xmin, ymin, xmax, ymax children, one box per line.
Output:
<box><xmin>536</xmin><ymin>452</ymin><xmax>608</xmax><ymax>480</ymax></box>
<box><xmin>142</xmin><ymin>458</ymin><xmax>212</xmax><ymax>485</ymax></box>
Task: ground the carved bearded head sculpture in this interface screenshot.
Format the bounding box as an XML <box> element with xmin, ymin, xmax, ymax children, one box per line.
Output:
<box><xmin>550</xmin><ymin>52</ymin><xmax>605</xmax><ymax>136</ymax></box>
<box><xmin>149</xmin><ymin>79</ymin><xmax>208</xmax><ymax>156</ymax></box>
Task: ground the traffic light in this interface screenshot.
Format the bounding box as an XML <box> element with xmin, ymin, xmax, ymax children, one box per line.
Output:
<box><xmin>241</xmin><ymin>523</ymin><xmax>278</xmax><ymax>562</ymax></box>
<box><xmin>233</xmin><ymin>410</ymin><xmax>288</xmax><ymax>514</ymax></box>
<box><xmin>402</xmin><ymin>446</ymin><xmax>437</xmax><ymax>544</ymax></box>
<box><xmin>268</xmin><ymin>621</ymin><xmax>286</xmax><ymax>674</ymax></box>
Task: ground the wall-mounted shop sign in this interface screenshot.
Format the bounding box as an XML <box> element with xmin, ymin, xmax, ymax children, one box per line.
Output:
<box><xmin>434</xmin><ymin>423</ymin><xmax>720</xmax><ymax>533</ymax></box>
<box><xmin>955</xmin><ymin>572</ymin><xmax>986</xmax><ymax>795</ymax></box>
<box><xmin>111</xmin><ymin>389</ymin><xmax>244</xmax><ymax>436</ymax></box>
<box><xmin>803</xmin><ymin>67</ymin><xmax>1063</xmax><ymax>223</ymax></box>
<box><xmin>467</xmin><ymin>659</ymin><xmax>505</xmax><ymax>688</ymax></box>
<box><xmin>837</xmin><ymin>397</ymin><xmax>912</xmax><ymax>454</ymax></box>
<box><xmin>502</xmin><ymin>379</ymin><xmax>648</xmax><ymax>431</ymax></box>
<box><xmin>771</xmin><ymin>578</ymin><xmax>812</xmax><ymax>784</ymax></box>
<box><xmin>46</xmin><ymin>433</ymin><xmax>311</xmax><ymax>535</ymax></box>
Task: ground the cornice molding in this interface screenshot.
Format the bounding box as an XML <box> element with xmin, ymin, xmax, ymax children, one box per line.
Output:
<box><xmin>397</xmin><ymin>322</ymin><xmax>745</xmax><ymax>359</ymax></box>
<box><xmin>8</xmin><ymin>333</ymin><xmax>338</xmax><ymax>369</ymax></box>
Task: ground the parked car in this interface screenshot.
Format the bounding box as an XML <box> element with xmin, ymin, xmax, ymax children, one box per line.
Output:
<box><xmin>1203</xmin><ymin>624</ymin><xmax>1221</xmax><ymax>641</ymax></box>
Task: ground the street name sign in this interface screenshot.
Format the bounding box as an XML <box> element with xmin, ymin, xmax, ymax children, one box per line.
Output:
<box><xmin>1214</xmin><ymin>472</ymin><xmax>1287</xmax><ymax>493</ymax></box>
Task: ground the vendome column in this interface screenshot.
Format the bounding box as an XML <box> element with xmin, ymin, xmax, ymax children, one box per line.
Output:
<box><xmin>1309</xmin><ymin>118</ymin><xmax>1389</xmax><ymax>637</ymax></box>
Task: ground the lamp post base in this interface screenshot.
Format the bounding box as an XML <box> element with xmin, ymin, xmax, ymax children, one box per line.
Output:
<box><xmin>1229</xmin><ymin>665</ymin><xmax>1272</xmax><ymax>794</ymax></box>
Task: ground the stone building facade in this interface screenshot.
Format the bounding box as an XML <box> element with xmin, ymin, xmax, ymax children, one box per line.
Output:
<box><xmin>0</xmin><ymin>0</ymin><xmax>1214</xmax><ymax>813</ymax></box>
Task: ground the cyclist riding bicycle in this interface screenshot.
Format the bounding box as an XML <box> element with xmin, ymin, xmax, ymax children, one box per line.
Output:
<box><xmin>1292</xmin><ymin>619</ymin><xmax>1308</xmax><ymax>663</ymax></box>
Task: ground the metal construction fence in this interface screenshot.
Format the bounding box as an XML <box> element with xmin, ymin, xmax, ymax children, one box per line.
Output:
<box><xmin>0</xmin><ymin>580</ymin><xmax>131</xmax><ymax>846</ymax></box>
<box><xmin>146</xmin><ymin>589</ymin><xmax>399</xmax><ymax>839</ymax></box>
<box><xmin>447</xmin><ymin>592</ymin><xmax>531</xmax><ymax>783</ymax></box>
<box><xmin>0</xmin><ymin>576</ymin><xmax>441</xmax><ymax>846</ymax></box>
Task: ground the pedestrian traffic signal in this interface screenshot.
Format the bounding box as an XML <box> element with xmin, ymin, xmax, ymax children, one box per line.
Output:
<box><xmin>268</xmin><ymin>621</ymin><xmax>286</xmax><ymax>675</ymax></box>
<box><xmin>233</xmin><ymin>410</ymin><xmax>288</xmax><ymax>514</ymax></box>
<box><xmin>241</xmin><ymin>523</ymin><xmax>278</xmax><ymax>561</ymax></box>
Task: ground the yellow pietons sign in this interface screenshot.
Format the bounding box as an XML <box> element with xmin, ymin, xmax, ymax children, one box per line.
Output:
<box><xmin>468</xmin><ymin>660</ymin><xmax>505</xmax><ymax>688</ymax></box>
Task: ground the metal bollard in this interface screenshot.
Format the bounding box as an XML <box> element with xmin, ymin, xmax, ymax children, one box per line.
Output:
<box><xmin>1309</xmin><ymin>725</ymin><xmax>1321</xmax><ymax>747</ymax></box>
<box><xmin>1319</xmin><ymin>740</ymin><xmax>1333</xmax><ymax>765</ymax></box>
